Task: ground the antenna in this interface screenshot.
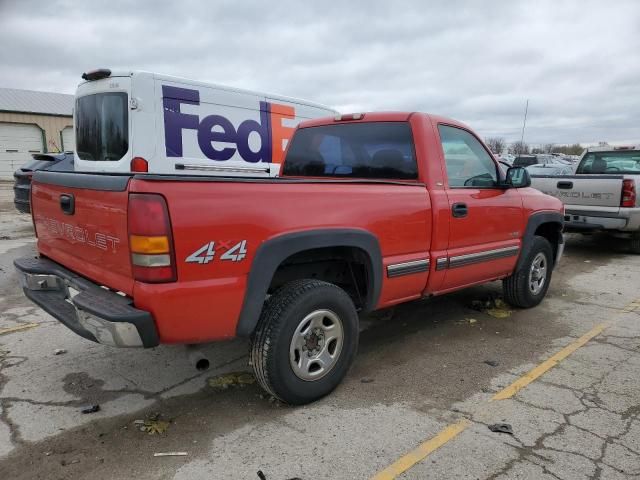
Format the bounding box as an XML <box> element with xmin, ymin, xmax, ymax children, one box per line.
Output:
<box><xmin>520</xmin><ymin>99</ymin><xmax>529</xmax><ymax>147</ymax></box>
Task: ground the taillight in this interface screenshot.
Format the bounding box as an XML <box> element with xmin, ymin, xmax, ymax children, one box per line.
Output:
<box><xmin>130</xmin><ymin>157</ymin><xmax>149</xmax><ymax>172</ymax></box>
<box><xmin>128</xmin><ymin>193</ymin><xmax>176</xmax><ymax>283</ymax></box>
<box><xmin>621</xmin><ymin>179</ymin><xmax>636</xmax><ymax>208</ymax></box>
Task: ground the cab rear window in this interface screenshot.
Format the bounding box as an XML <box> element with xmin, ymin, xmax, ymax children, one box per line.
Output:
<box><xmin>577</xmin><ymin>151</ymin><xmax>640</xmax><ymax>174</ymax></box>
<box><xmin>76</xmin><ymin>93</ymin><xmax>129</xmax><ymax>161</ymax></box>
<box><xmin>283</xmin><ymin>122</ymin><xmax>418</xmax><ymax>179</ymax></box>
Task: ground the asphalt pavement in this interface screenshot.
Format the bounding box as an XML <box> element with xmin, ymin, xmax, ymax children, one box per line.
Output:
<box><xmin>0</xmin><ymin>182</ymin><xmax>639</xmax><ymax>480</ymax></box>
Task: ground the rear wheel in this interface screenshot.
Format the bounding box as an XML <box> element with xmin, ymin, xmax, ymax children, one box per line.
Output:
<box><xmin>503</xmin><ymin>236</ymin><xmax>554</xmax><ymax>308</ymax></box>
<box><xmin>250</xmin><ymin>279</ymin><xmax>358</xmax><ymax>405</ymax></box>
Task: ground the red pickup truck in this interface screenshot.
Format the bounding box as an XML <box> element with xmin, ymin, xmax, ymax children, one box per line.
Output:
<box><xmin>16</xmin><ymin>112</ymin><xmax>564</xmax><ymax>404</ymax></box>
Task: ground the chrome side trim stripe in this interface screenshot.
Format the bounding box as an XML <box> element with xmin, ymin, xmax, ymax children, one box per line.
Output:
<box><xmin>436</xmin><ymin>257</ymin><xmax>448</xmax><ymax>271</ymax></box>
<box><xmin>448</xmin><ymin>245</ymin><xmax>520</xmax><ymax>269</ymax></box>
<box><xmin>387</xmin><ymin>259</ymin><xmax>430</xmax><ymax>278</ymax></box>
<box><xmin>386</xmin><ymin>246</ymin><xmax>519</xmax><ymax>277</ymax></box>
<box><xmin>175</xmin><ymin>163</ymin><xmax>271</xmax><ymax>174</ymax></box>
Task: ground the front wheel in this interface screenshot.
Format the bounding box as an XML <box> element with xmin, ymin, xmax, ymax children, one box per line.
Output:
<box><xmin>250</xmin><ymin>279</ymin><xmax>359</xmax><ymax>405</ymax></box>
<box><xmin>503</xmin><ymin>236</ymin><xmax>554</xmax><ymax>308</ymax></box>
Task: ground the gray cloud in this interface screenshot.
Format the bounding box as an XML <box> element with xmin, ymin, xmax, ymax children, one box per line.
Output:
<box><xmin>1</xmin><ymin>0</ymin><xmax>639</xmax><ymax>144</ymax></box>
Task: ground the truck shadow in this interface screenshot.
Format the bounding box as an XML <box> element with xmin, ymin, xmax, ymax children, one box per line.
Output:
<box><xmin>563</xmin><ymin>232</ymin><xmax>633</xmax><ymax>257</ymax></box>
<box><xmin>348</xmin><ymin>280</ymin><xmax>570</xmax><ymax>408</ymax></box>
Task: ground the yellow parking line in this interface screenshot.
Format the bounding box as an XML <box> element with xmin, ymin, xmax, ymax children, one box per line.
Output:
<box><xmin>370</xmin><ymin>419</ymin><xmax>471</xmax><ymax>480</ymax></box>
<box><xmin>0</xmin><ymin>323</ymin><xmax>39</xmax><ymax>336</ymax></box>
<box><xmin>492</xmin><ymin>320</ymin><xmax>614</xmax><ymax>400</ymax></box>
<box><xmin>369</xmin><ymin>298</ymin><xmax>639</xmax><ymax>479</ymax></box>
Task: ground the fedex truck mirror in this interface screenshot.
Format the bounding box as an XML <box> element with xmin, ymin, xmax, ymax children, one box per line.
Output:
<box><xmin>162</xmin><ymin>85</ymin><xmax>294</xmax><ymax>164</ymax></box>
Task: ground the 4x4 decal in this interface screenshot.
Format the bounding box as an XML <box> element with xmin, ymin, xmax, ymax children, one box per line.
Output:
<box><xmin>186</xmin><ymin>241</ymin><xmax>247</xmax><ymax>264</ymax></box>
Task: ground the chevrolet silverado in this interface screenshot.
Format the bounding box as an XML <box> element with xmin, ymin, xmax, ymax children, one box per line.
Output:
<box><xmin>16</xmin><ymin>111</ymin><xmax>564</xmax><ymax>404</ymax></box>
<box><xmin>531</xmin><ymin>145</ymin><xmax>639</xmax><ymax>253</ymax></box>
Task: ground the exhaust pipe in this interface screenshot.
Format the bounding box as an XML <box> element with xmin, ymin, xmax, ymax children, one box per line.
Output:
<box><xmin>186</xmin><ymin>345</ymin><xmax>210</xmax><ymax>371</ymax></box>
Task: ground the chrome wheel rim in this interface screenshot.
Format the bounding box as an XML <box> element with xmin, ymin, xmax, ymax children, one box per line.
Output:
<box><xmin>529</xmin><ymin>252</ymin><xmax>548</xmax><ymax>295</ymax></box>
<box><xmin>289</xmin><ymin>309</ymin><xmax>344</xmax><ymax>381</ymax></box>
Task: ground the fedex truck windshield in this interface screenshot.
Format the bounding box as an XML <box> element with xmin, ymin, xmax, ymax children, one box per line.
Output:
<box><xmin>76</xmin><ymin>92</ymin><xmax>129</xmax><ymax>161</ymax></box>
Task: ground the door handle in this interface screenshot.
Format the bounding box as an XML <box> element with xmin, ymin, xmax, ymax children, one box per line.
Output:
<box><xmin>557</xmin><ymin>181</ymin><xmax>573</xmax><ymax>189</ymax></box>
<box><xmin>452</xmin><ymin>202</ymin><xmax>468</xmax><ymax>218</ymax></box>
<box><xmin>60</xmin><ymin>194</ymin><xmax>75</xmax><ymax>215</ymax></box>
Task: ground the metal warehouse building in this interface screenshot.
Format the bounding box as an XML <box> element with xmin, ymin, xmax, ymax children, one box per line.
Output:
<box><xmin>0</xmin><ymin>88</ymin><xmax>73</xmax><ymax>180</ymax></box>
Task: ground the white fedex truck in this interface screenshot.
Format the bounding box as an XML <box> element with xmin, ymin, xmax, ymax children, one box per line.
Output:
<box><xmin>73</xmin><ymin>69</ymin><xmax>338</xmax><ymax>176</ymax></box>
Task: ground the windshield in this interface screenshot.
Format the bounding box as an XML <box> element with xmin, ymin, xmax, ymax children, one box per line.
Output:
<box><xmin>76</xmin><ymin>93</ymin><xmax>129</xmax><ymax>161</ymax></box>
<box><xmin>577</xmin><ymin>151</ymin><xmax>640</xmax><ymax>174</ymax></box>
<box><xmin>283</xmin><ymin>122</ymin><xmax>418</xmax><ymax>179</ymax></box>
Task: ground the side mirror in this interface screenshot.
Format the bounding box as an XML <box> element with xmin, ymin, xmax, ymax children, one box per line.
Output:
<box><xmin>506</xmin><ymin>166</ymin><xmax>531</xmax><ymax>188</ymax></box>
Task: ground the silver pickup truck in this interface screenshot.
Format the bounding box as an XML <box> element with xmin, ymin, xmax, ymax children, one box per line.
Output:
<box><xmin>530</xmin><ymin>145</ymin><xmax>640</xmax><ymax>253</ymax></box>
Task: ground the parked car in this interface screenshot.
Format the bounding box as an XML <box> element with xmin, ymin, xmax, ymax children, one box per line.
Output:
<box><xmin>513</xmin><ymin>155</ymin><xmax>538</xmax><ymax>167</ymax></box>
<box><xmin>514</xmin><ymin>154</ymin><xmax>571</xmax><ymax>168</ymax></box>
<box><xmin>526</xmin><ymin>163</ymin><xmax>574</xmax><ymax>176</ymax></box>
<box><xmin>497</xmin><ymin>153</ymin><xmax>515</xmax><ymax>165</ymax></box>
<box><xmin>13</xmin><ymin>152</ymin><xmax>74</xmax><ymax>213</ymax></box>
<box><xmin>15</xmin><ymin>112</ymin><xmax>564</xmax><ymax>404</ymax></box>
<box><xmin>530</xmin><ymin>145</ymin><xmax>640</xmax><ymax>252</ymax></box>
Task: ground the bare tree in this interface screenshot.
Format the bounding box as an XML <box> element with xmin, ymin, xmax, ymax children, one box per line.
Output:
<box><xmin>543</xmin><ymin>143</ymin><xmax>555</xmax><ymax>154</ymax></box>
<box><xmin>509</xmin><ymin>141</ymin><xmax>530</xmax><ymax>155</ymax></box>
<box><xmin>484</xmin><ymin>137</ymin><xmax>506</xmax><ymax>155</ymax></box>
<box><xmin>552</xmin><ymin>143</ymin><xmax>584</xmax><ymax>156</ymax></box>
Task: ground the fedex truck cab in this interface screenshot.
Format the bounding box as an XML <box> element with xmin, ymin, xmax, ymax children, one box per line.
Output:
<box><xmin>74</xmin><ymin>69</ymin><xmax>338</xmax><ymax>176</ymax></box>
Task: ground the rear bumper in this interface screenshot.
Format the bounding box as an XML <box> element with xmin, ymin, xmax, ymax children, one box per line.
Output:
<box><xmin>14</xmin><ymin>256</ymin><xmax>159</xmax><ymax>348</ymax></box>
<box><xmin>564</xmin><ymin>207</ymin><xmax>640</xmax><ymax>232</ymax></box>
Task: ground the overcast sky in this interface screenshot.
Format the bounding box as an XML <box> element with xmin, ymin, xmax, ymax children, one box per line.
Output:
<box><xmin>1</xmin><ymin>0</ymin><xmax>639</xmax><ymax>145</ymax></box>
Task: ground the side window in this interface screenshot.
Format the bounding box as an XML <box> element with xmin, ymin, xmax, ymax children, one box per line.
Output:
<box><xmin>438</xmin><ymin>125</ymin><xmax>498</xmax><ymax>187</ymax></box>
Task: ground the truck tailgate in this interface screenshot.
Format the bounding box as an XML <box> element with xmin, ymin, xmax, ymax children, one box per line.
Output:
<box><xmin>530</xmin><ymin>175</ymin><xmax>623</xmax><ymax>209</ymax></box>
<box><xmin>31</xmin><ymin>171</ymin><xmax>134</xmax><ymax>295</ymax></box>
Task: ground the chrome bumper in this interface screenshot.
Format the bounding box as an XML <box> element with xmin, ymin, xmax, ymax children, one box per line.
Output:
<box><xmin>564</xmin><ymin>207</ymin><xmax>640</xmax><ymax>232</ymax></box>
<box><xmin>15</xmin><ymin>257</ymin><xmax>158</xmax><ymax>348</ymax></box>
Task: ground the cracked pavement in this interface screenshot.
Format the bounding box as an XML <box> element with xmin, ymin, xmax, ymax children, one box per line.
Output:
<box><xmin>0</xmin><ymin>182</ymin><xmax>639</xmax><ymax>479</ymax></box>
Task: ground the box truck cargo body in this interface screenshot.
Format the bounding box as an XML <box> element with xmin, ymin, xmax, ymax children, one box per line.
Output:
<box><xmin>74</xmin><ymin>69</ymin><xmax>338</xmax><ymax>176</ymax></box>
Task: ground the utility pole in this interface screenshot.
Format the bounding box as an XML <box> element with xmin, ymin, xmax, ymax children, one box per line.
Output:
<box><xmin>520</xmin><ymin>99</ymin><xmax>529</xmax><ymax>152</ymax></box>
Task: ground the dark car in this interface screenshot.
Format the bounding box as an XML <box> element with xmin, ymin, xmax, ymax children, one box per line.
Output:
<box><xmin>513</xmin><ymin>155</ymin><xmax>538</xmax><ymax>167</ymax></box>
<box><xmin>13</xmin><ymin>152</ymin><xmax>74</xmax><ymax>213</ymax></box>
<box><xmin>514</xmin><ymin>154</ymin><xmax>572</xmax><ymax>168</ymax></box>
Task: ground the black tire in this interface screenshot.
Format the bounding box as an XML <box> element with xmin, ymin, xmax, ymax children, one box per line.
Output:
<box><xmin>503</xmin><ymin>236</ymin><xmax>554</xmax><ymax>308</ymax></box>
<box><xmin>250</xmin><ymin>279</ymin><xmax>359</xmax><ymax>405</ymax></box>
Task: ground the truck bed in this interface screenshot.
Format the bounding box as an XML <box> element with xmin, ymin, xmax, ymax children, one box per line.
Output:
<box><xmin>29</xmin><ymin>170</ymin><xmax>433</xmax><ymax>343</ymax></box>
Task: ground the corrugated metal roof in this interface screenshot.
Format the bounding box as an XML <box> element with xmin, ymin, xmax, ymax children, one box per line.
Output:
<box><xmin>0</xmin><ymin>87</ymin><xmax>73</xmax><ymax>116</ymax></box>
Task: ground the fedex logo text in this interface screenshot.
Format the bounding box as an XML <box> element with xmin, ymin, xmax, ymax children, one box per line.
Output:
<box><xmin>163</xmin><ymin>85</ymin><xmax>294</xmax><ymax>164</ymax></box>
